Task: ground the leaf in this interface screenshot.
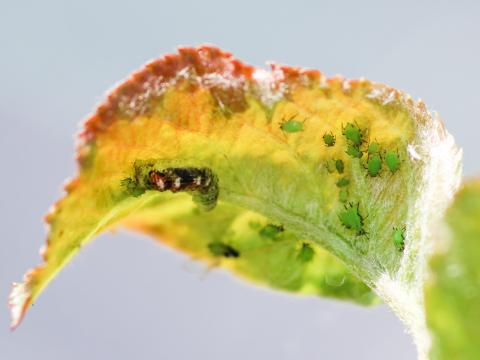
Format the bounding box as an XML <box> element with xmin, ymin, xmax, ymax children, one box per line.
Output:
<box><xmin>9</xmin><ymin>46</ymin><xmax>461</xmax><ymax>358</ymax></box>
<box><xmin>426</xmin><ymin>180</ymin><xmax>480</xmax><ymax>359</ymax></box>
<box><xmin>122</xmin><ymin>196</ymin><xmax>376</xmax><ymax>304</ymax></box>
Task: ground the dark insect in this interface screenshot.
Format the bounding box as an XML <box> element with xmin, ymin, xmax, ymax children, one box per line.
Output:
<box><xmin>208</xmin><ymin>242</ymin><xmax>240</xmax><ymax>258</ymax></box>
<box><xmin>149</xmin><ymin>167</ymin><xmax>212</xmax><ymax>192</ymax></box>
<box><xmin>259</xmin><ymin>224</ymin><xmax>284</xmax><ymax>239</ymax></box>
<box><xmin>335</xmin><ymin>159</ymin><xmax>344</xmax><ymax>174</ymax></box>
<box><xmin>148</xmin><ymin>167</ymin><xmax>218</xmax><ymax>211</ymax></box>
<box><xmin>336</xmin><ymin>177</ymin><xmax>350</xmax><ymax>187</ymax></box>
<box><xmin>297</xmin><ymin>242</ymin><xmax>315</xmax><ymax>262</ymax></box>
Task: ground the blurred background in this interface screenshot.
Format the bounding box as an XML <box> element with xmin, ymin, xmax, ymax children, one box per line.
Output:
<box><xmin>1</xmin><ymin>1</ymin><xmax>479</xmax><ymax>359</ymax></box>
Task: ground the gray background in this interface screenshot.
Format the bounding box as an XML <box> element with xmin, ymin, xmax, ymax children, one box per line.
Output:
<box><xmin>1</xmin><ymin>0</ymin><xmax>479</xmax><ymax>359</ymax></box>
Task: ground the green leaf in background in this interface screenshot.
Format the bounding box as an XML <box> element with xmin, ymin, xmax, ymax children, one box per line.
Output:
<box><xmin>426</xmin><ymin>180</ymin><xmax>480</xmax><ymax>359</ymax></box>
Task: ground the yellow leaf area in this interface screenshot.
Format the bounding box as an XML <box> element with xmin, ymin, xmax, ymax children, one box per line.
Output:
<box><xmin>10</xmin><ymin>46</ymin><xmax>430</xmax><ymax>329</ymax></box>
<box><xmin>426</xmin><ymin>180</ymin><xmax>480</xmax><ymax>359</ymax></box>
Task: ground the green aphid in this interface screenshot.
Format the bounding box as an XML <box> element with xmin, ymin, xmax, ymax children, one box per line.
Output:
<box><xmin>259</xmin><ymin>224</ymin><xmax>284</xmax><ymax>239</ymax></box>
<box><xmin>368</xmin><ymin>141</ymin><xmax>380</xmax><ymax>154</ymax></box>
<box><xmin>342</xmin><ymin>122</ymin><xmax>363</xmax><ymax>146</ymax></box>
<box><xmin>325</xmin><ymin>160</ymin><xmax>336</xmax><ymax>173</ymax></box>
<box><xmin>339</xmin><ymin>202</ymin><xmax>366</xmax><ymax>236</ymax></box>
<box><xmin>346</xmin><ymin>145</ymin><xmax>363</xmax><ymax>158</ymax></box>
<box><xmin>336</xmin><ymin>177</ymin><xmax>350</xmax><ymax>187</ymax></box>
<box><xmin>121</xmin><ymin>178</ymin><xmax>145</xmax><ymax>197</ymax></box>
<box><xmin>297</xmin><ymin>243</ymin><xmax>315</xmax><ymax>263</ymax></box>
<box><xmin>335</xmin><ymin>159</ymin><xmax>344</xmax><ymax>174</ymax></box>
<box><xmin>385</xmin><ymin>150</ymin><xmax>401</xmax><ymax>173</ymax></box>
<box><xmin>366</xmin><ymin>153</ymin><xmax>382</xmax><ymax>177</ymax></box>
<box><xmin>208</xmin><ymin>242</ymin><xmax>240</xmax><ymax>258</ymax></box>
<box><xmin>280</xmin><ymin>116</ymin><xmax>304</xmax><ymax>133</ymax></box>
<box><xmin>339</xmin><ymin>188</ymin><xmax>348</xmax><ymax>203</ymax></box>
<box><xmin>323</xmin><ymin>132</ymin><xmax>336</xmax><ymax>147</ymax></box>
<box><xmin>393</xmin><ymin>227</ymin><xmax>406</xmax><ymax>252</ymax></box>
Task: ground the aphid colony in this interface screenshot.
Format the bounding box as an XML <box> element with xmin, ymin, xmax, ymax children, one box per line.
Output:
<box><xmin>279</xmin><ymin>115</ymin><xmax>401</xmax><ymax>177</ymax></box>
<box><xmin>277</xmin><ymin>114</ymin><xmax>406</xmax><ymax>252</ymax></box>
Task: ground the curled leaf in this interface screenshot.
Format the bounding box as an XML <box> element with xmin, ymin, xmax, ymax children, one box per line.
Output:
<box><xmin>10</xmin><ymin>46</ymin><xmax>461</xmax><ymax>359</ymax></box>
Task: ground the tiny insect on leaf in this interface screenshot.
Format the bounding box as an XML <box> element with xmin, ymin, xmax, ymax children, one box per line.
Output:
<box><xmin>385</xmin><ymin>150</ymin><xmax>400</xmax><ymax>173</ymax></box>
<box><xmin>367</xmin><ymin>154</ymin><xmax>382</xmax><ymax>177</ymax></box>
<box><xmin>297</xmin><ymin>243</ymin><xmax>315</xmax><ymax>262</ymax></box>
<box><xmin>339</xmin><ymin>188</ymin><xmax>348</xmax><ymax>203</ymax></box>
<box><xmin>280</xmin><ymin>118</ymin><xmax>304</xmax><ymax>133</ymax></box>
<box><xmin>342</xmin><ymin>122</ymin><xmax>363</xmax><ymax>146</ymax></box>
<box><xmin>336</xmin><ymin>177</ymin><xmax>350</xmax><ymax>187</ymax></box>
<box><xmin>208</xmin><ymin>242</ymin><xmax>240</xmax><ymax>258</ymax></box>
<box><xmin>259</xmin><ymin>224</ymin><xmax>284</xmax><ymax>239</ymax></box>
<box><xmin>335</xmin><ymin>159</ymin><xmax>344</xmax><ymax>174</ymax></box>
<box><xmin>339</xmin><ymin>202</ymin><xmax>365</xmax><ymax>236</ymax></box>
<box><xmin>323</xmin><ymin>132</ymin><xmax>336</xmax><ymax>147</ymax></box>
<box><xmin>393</xmin><ymin>227</ymin><xmax>405</xmax><ymax>252</ymax></box>
<box><xmin>346</xmin><ymin>145</ymin><xmax>363</xmax><ymax>158</ymax></box>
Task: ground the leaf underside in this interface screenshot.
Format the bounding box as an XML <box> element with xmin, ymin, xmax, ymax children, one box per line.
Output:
<box><xmin>10</xmin><ymin>45</ymin><xmax>460</xmax><ymax>359</ymax></box>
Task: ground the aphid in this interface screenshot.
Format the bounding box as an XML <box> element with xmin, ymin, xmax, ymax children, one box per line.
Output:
<box><xmin>121</xmin><ymin>177</ymin><xmax>145</xmax><ymax>197</ymax></box>
<box><xmin>297</xmin><ymin>243</ymin><xmax>315</xmax><ymax>263</ymax></box>
<box><xmin>393</xmin><ymin>227</ymin><xmax>406</xmax><ymax>252</ymax></box>
<box><xmin>336</xmin><ymin>177</ymin><xmax>350</xmax><ymax>187</ymax></box>
<box><xmin>208</xmin><ymin>242</ymin><xmax>240</xmax><ymax>258</ymax></box>
<box><xmin>385</xmin><ymin>150</ymin><xmax>401</xmax><ymax>173</ymax></box>
<box><xmin>339</xmin><ymin>202</ymin><xmax>366</xmax><ymax>236</ymax></box>
<box><xmin>335</xmin><ymin>159</ymin><xmax>344</xmax><ymax>174</ymax></box>
<box><xmin>339</xmin><ymin>188</ymin><xmax>348</xmax><ymax>203</ymax></box>
<box><xmin>323</xmin><ymin>132</ymin><xmax>336</xmax><ymax>147</ymax></box>
<box><xmin>368</xmin><ymin>141</ymin><xmax>380</xmax><ymax>154</ymax></box>
<box><xmin>342</xmin><ymin>122</ymin><xmax>363</xmax><ymax>146</ymax></box>
<box><xmin>279</xmin><ymin>115</ymin><xmax>304</xmax><ymax>133</ymax></box>
<box><xmin>259</xmin><ymin>224</ymin><xmax>284</xmax><ymax>239</ymax></box>
<box><xmin>325</xmin><ymin>160</ymin><xmax>336</xmax><ymax>173</ymax></box>
<box><xmin>346</xmin><ymin>145</ymin><xmax>363</xmax><ymax>158</ymax></box>
<box><xmin>366</xmin><ymin>153</ymin><xmax>382</xmax><ymax>177</ymax></box>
